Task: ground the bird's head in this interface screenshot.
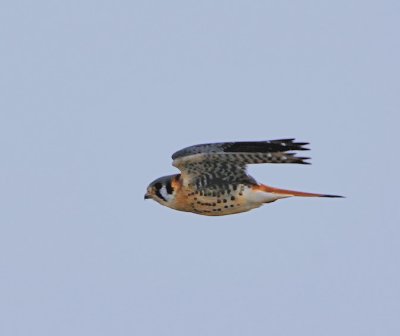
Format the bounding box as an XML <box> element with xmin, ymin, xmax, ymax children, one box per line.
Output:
<box><xmin>144</xmin><ymin>174</ymin><xmax>179</xmax><ymax>206</ymax></box>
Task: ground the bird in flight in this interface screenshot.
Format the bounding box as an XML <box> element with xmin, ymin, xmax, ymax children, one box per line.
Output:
<box><xmin>144</xmin><ymin>139</ymin><xmax>343</xmax><ymax>216</ymax></box>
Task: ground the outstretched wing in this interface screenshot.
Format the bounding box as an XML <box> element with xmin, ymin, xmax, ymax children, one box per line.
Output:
<box><xmin>172</xmin><ymin>139</ymin><xmax>310</xmax><ymax>189</ymax></box>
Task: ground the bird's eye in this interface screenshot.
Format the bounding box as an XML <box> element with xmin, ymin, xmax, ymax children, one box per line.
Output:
<box><xmin>154</xmin><ymin>182</ymin><xmax>162</xmax><ymax>190</ymax></box>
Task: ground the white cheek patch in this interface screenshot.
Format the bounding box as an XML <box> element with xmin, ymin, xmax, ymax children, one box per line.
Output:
<box><xmin>160</xmin><ymin>185</ymin><xmax>174</xmax><ymax>202</ymax></box>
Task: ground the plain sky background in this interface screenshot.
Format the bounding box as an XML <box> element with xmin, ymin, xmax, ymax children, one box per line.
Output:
<box><xmin>0</xmin><ymin>1</ymin><xmax>398</xmax><ymax>335</ymax></box>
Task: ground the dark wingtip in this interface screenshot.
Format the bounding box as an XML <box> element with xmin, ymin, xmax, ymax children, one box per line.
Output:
<box><xmin>296</xmin><ymin>156</ymin><xmax>311</xmax><ymax>164</ymax></box>
<box><xmin>272</xmin><ymin>139</ymin><xmax>309</xmax><ymax>147</ymax></box>
<box><xmin>294</xmin><ymin>142</ymin><xmax>310</xmax><ymax>151</ymax></box>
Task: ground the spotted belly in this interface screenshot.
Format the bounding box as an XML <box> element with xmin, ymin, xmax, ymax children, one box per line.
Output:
<box><xmin>173</xmin><ymin>185</ymin><xmax>262</xmax><ymax>216</ymax></box>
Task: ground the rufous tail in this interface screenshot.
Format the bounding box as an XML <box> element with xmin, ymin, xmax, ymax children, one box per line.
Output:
<box><xmin>257</xmin><ymin>184</ymin><xmax>343</xmax><ymax>198</ymax></box>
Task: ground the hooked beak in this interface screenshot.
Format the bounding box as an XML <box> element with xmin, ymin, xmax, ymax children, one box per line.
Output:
<box><xmin>144</xmin><ymin>193</ymin><xmax>151</xmax><ymax>200</ymax></box>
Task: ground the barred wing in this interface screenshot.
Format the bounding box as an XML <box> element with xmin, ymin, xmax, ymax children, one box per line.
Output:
<box><xmin>172</xmin><ymin>139</ymin><xmax>310</xmax><ymax>188</ymax></box>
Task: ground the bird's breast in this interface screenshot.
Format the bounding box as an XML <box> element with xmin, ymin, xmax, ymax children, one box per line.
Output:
<box><xmin>170</xmin><ymin>184</ymin><xmax>263</xmax><ymax>216</ymax></box>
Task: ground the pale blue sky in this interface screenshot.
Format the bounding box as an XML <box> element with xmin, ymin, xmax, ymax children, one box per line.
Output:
<box><xmin>0</xmin><ymin>1</ymin><xmax>399</xmax><ymax>335</ymax></box>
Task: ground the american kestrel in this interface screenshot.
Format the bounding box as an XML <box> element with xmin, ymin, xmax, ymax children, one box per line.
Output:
<box><xmin>144</xmin><ymin>139</ymin><xmax>342</xmax><ymax>216</ymax></box>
